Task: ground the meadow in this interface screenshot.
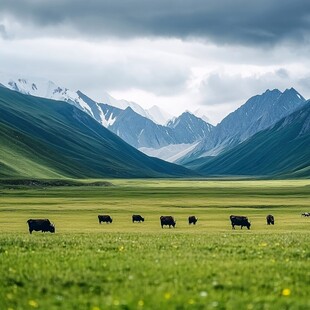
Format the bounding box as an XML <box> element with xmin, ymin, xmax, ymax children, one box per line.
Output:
<box><xmin>0</xmin><ymin>179</ymin><xmax>309</xmax><ymax>309</ymax></box>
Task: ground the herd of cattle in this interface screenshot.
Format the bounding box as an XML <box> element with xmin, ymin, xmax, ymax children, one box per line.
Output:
<box><xmin>25</xmin><ymin>212</ymin><xmax>309</xmax><ymax>234</ymax></box>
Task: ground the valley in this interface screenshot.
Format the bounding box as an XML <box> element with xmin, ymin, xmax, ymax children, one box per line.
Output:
<box><xmin>1</xmin><ymin>82</ymin><xmax>310</xmax><ymax>179</ymax></box>
<box><xmin>2</xmin><ymin>2</ymin><xmax>310</xmax><ymax>310</ymax></box>
<box><xmin>0</xmin><ymin>179</ymin><xmax>309</xmax><ymax>309</ymax></box>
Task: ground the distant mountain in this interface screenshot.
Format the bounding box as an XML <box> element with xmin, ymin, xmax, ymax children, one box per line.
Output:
<box><xmin>109</xmin><ymin>107</ymin><xmax>177</xmax><ymax>148</ymax></box>
<box><xmin>108</xmin><ymin>109</ymin><xmax>214</xmax><ymax>150</ymax></box>
<box><xmin>139</xmin><ymin>112</ymin><xmax>214</xmax><ymax>162</ymax></box>
<box><xmin>0</xmin><ymin>87</ymin><xmax>194</xmax><ymax>178</ymax></box>
<box><xmin>195</xmin><ymin>101</ymin><xmax>310</xmax><ymax>177</ymax></box>
<box><xmin>0</xmin><ymin>74</ymin><xmax>171</xmax><ymax>125</ymax></box>
<box><xmin>192</xmin><ymin>108</ymin><xmax>212</xmax><ymax>124</ymax></box>
<box><xmin>167</xmin><ymin>112</ymin><xmax>213</xmax><ymax>143</ymax></box>
<box><xmin>0</xmin><ymin>74</ymin><xmax>212</xmax><ymax>157</ymax></box>
<box><xmin>212</xmin><ymin>88</ymin><xmax>305</xmax><ymax>144</ymax></box>
<box><xmin>146</xmin><ymin>105</ymin><xmax>172</xmax><ymax>125</ymax></box>
<box><xmin>178</xmin><ymin>88</ymin><xmax>307</xmax><ymax>164</ymax></box>
<box><xmin>76</xmin><ymin>91</ymin><xmax>123</xmax><ymax>127</ymax></box>
<box><xmin>138</xmin><ymin>112</ymin><xmax>214</xmax><ymax>162</ymax></box>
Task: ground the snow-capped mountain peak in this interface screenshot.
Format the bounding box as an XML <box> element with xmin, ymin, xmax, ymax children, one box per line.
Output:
<box><xmin>100</xmin><ymin>93</ymin><xmax>172</xmax><ymax>125</ymax></box>
<box><xmin>100</xmin><ymin>91</ymin><xmax>149</xmax><ymax>119</ymax></box>
<box><xmin>192</xmin><ymin>107</ymin><xmax>212</xmax><ymax>124</ymax></box>
<box><xmin>145</xmin><ymin>105</ymin><xmax>173</xmax><ymax>125</ymax></box>
<box><xmin>0</xmin><ymin>73</ymin><xmax>173</xmax><ymax>127</ymax></box>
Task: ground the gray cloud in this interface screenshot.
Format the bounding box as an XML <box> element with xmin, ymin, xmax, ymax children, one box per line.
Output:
<box><xmin>198</xmin><ymin>69</ymin><xmax>294</xmax><ymax>106</ymax></box>
<box><xmin>0</xmin><ymin>24</ymin><xmax>8</xmax><ymax>39</ymax></box>
<box><xmin>1</xmin><ymin>0</ymin><xmax>310</xmax><ymax>45</ymax></box>
<box><xmin>72</xmin><ymin>61</ymin><xmax>190</xmax><ymax>97</ymax></box>
<box><xmin>298</xmin><ymin>76</ymin><xmax>310</xmax><ymax>90</ymax></box>
<box><xmin>0</xmin><ymin>38</ymin><xmax>190</xmax><ymax>98</ymax></box>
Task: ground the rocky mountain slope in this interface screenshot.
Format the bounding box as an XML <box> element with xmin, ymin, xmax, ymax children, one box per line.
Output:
<box><xmin>178</xmin><ymin>88</ymin><xmax>306</xmax><ymax>164</ymax></box>
<box><xmin>195</xmin><ymin>101</ymin><xmax>310</xmax><ymax>177</ymax></box>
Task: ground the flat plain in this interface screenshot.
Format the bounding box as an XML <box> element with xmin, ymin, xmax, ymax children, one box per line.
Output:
<box><xmin>0</xmin><ymin>179</ymin><xmax>309</xmax><ymax>309</ymax></box>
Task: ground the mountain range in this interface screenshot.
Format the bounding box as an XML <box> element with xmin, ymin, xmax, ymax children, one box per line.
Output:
<box><xmin>0</xmin><ymin>74</ymin><xmax>213</xmax><ymax>153</ymax></box>
<box><xmin>0</xmin><ymin>74</ymin><xmax>172</xmax><ymax>125</ymax></box>
<box><xmin>1</xmin><ymin>73</ymin><xmax>310</xmax><ymax>178</ymax></box>
<box><xmin>177</xmin><ymin>88</ymin><xmax>306</xmax><ymax>164</ymax></box>
<box><xmin>193</xmin><ymin>101</ymin><xmax>310</xmax><ymax>177</ymax></box>
<box><xmin>0</xmin><ymin>86</ymin><xmax>194</xmax><ymax>178</ymax></box>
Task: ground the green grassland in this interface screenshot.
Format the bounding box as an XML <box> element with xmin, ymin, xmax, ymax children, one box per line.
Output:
<box><xmin>0</xmin><ymin>179</ymin><xmax>309</xmax><ymax>309</ymax></box>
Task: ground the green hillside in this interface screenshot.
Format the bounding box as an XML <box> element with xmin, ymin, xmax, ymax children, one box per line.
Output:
<box><xmin>196</xmin><ymin>102</ymin><xmax>310</xmax><ymax>177</ymax></box>
<box><xmin>0</xmin><ymin>87</ymin><xmax>194</xmax><ymax>178</ymax></box>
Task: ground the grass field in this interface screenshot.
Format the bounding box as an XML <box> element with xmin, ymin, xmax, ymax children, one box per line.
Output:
<box><xmin>0</xmin><ymin>179</ymin><xmax>309</xmax><ymax>309</ymax></box>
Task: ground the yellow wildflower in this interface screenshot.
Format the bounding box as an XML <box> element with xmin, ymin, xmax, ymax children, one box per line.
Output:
<box><xmin>282</xmin><ymin>288</ymin><xmax>291</xmax><ymax>296</ymax></box>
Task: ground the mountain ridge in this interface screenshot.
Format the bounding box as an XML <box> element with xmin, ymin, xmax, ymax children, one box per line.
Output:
<box><xmin>194</xmin><ymin>101</ymin><xmax>310</xmax><ymax>177</ymax></box>
<box><xmin>177</xmin><ymin>87</ymin><xmax>307</xmax><ymax>164</ymax></box>
<box><xmin>0</xmin><ymin>74</ymin><xmax>172</xmax><ymax>126</ymax></box>
<box><xmin>0</xmin><ymin>74</ymin><xmax>214</xmax><ymax>154</ymax></box>
<box><xmin>0</xmin><ymin>87</ymin><xmax>195</xmax><ymax>178</ymax></box>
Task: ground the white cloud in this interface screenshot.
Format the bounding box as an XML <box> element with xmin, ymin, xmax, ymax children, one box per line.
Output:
<box><xmin>0</xmin><ymin>35</ymin><xmax>309</xmax><ymax>125</ymax></box>
<box><xmin>0</xmin><ymin>37</ymin><xmax>190</xmax><ymax>98</ymax></box>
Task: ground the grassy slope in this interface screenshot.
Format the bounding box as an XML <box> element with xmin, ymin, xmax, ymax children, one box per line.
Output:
<box><xmin>0</xmin><ymin>122</ymin><xmax>69</xmax><ymax>178</ymax></box>
<box><xmin>0</xmin><ymin>180</ymin><xmax>309</xmax><ymax>309</ymax></box>
<box><xmin>196</xmin><ymin>103</ymin><xmax>310</xmax><ymax>177</ymax></box>
<box><xmin>0</xmin><ymin>87</ymin><xmax>194</xmax><ymax>178</ymax></box>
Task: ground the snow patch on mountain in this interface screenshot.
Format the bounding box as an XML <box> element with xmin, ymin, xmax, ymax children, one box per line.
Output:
<box><xmin>139</xmin><ymin>142</ymin><xmax>199</xmax><ymax>163</ymax></box>
<box><xmin>145</xmin><ymin>105</ymin><xmax>172</xmax><ymax>125</ymax></box>
<box><xmin>101</xmin><ymin>91</ymin><xmax>149</xmax><ymax>118</ymax></box>
<box><xmin>193</xmin><ymin>107</ymin><xmax>213</xmax><ymax>124</ymax></box>
<box><xmin>101</xmin><ymin>93</ymin><xmax>172</xmax><ymax>125</ymax></box>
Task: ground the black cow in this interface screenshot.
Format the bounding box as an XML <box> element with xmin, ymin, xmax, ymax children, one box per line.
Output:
<box><xmin>301</xmin><ymin>212</ymin><xmax>310</xmax><ymax>217</ymax></box>
<box><xmin>266</xmin><ymin>214</ymin><xmax>275</xmax><ymax>225</ymax></box>
<box><xmin>160</xmin><ymin>216</ymin><xmax>176</xmax><ymax>228</ymax></box>
<box><xmin>98</xmin><ymin>215</ymin><xmax>113</xmax><ymax>224</ymax></box>
<box><xmin>188</xmin><ymin>216</ymin><xmax>198</xmax><ymax>225</ymax></box>
<box><xmin>27</xmin><ymin>219</ymin><xmax>55</xmax><ymax>234</ymax></box>
<box><xmin>230</xmin><ymin>215</ymin><xmax>251</xmax><ymax>230</ymax></box>
<box><xmin>132</xmin><ymin>215</ymin><xmax>144</xmax><ymax>223</ymax></box>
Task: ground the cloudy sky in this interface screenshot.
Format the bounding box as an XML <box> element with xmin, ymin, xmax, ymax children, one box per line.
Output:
<box><xmin>1</xmin><ymin>0</ymin><xmax>310</xmax><ymax>123</ymax></box>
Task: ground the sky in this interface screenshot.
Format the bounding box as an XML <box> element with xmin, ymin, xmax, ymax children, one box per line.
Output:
<box><xmin>1</xmin><ymin>0</ymin><xmax>310</xmax><ymax>124</ymax></box>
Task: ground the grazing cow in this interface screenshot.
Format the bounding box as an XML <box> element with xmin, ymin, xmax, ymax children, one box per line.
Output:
<box><xmin>132</xmin><ymin>214</ymin><xmax>144</xmax><ymax>223</ymax></box>
<box><xmin>160</xmin><ymin>216</ymin><xmax>176</xmax><ymax>228</ymax></box>
<box><xmin>301</xmin><ymin>212</ymin><xmax>310</xmax><ymax>217</ymax></box>
<box><xmin>266</xmin><ymin>214</ymin><xmax>275</xmax><ymax>225</ymax></box>
<box><xmin>98</xmin><ymin>215</ymin><xmax>113</xmax><ymax>224</ymax></box>
<box><xmin>27</xmin><ymin>219</ymin><xmax>55</xmax><ymax>234</ymax></box>
<box><xmin>188</xmin><ymin>216</ymin><xmax>198</xmax><ymax>225</ymax></box>
<box><xmin>230</xmin><ymin>215</ymin><xmax>251</xmax><ymax>230</ymax></box>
